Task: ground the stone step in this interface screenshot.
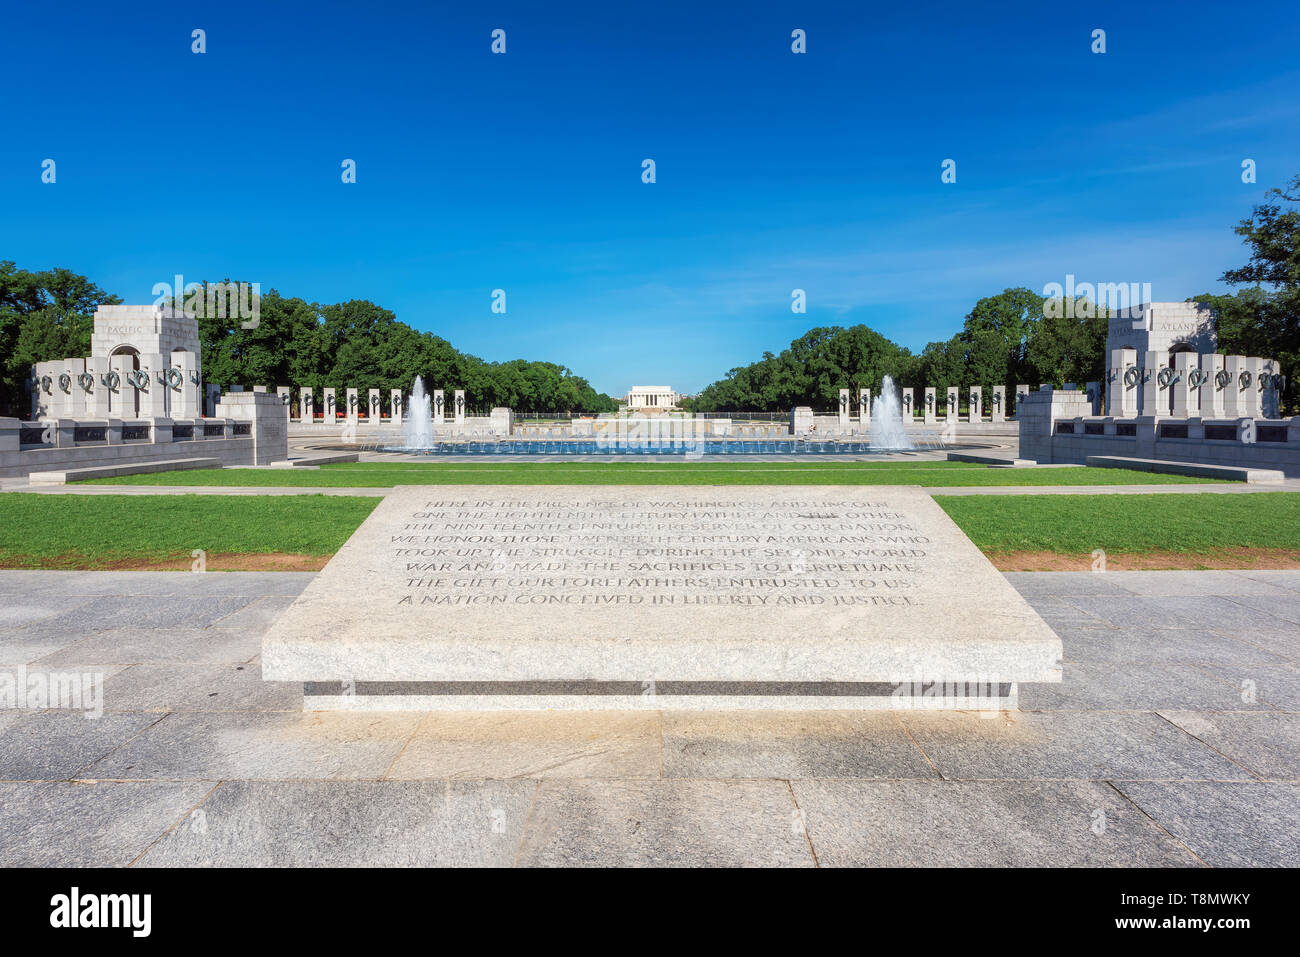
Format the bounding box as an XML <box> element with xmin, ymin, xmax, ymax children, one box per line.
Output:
<box><xmin>27</xmin><ymin>457</ymin><xmax>223</xmax><ymax>485</ymax></box>
<box><xmin>946</xmin><ymin>452</ymin><xmax>1035</xmax><ymax>467</ymax></box>
<box><xmin>302</xmin><ymin>680</ymin><xmax>1019</xmax><ymax>711</ymax></box>
<box><xmin>1085</xmin><ymin>456</ymin><xmax>1285</xmax><ymax>483</ymax></box>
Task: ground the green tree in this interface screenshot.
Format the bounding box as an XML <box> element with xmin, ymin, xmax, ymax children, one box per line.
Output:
<box><xmin>1216</xmin><ymin>171</ymin><xmax>1300</xmax><ymax>410</ymax></box>
<box><xmin>0</xmin><ymin>262</ymin><xmax>120</xmax><ymax>416</ymax></box>
<box><xmin>1026</xmin><ymin>298</ymin><xmax>1108</xmax><ymax>385</ymax></box>
<box><xmin>691</xmin><ymin>325</ymin><xmax>914</xmax><ymax>412</ymax></box>
<box><xmin>956</xmin><ymin>287</ymin><xmax>1043</xmax><ymax>391</ymax></box>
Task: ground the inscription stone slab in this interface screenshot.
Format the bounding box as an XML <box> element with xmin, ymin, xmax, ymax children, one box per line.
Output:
<box><xmin>263</xmin><ymin>486</ymin><xmax>1062</xmax><ymax>710</ymax></box>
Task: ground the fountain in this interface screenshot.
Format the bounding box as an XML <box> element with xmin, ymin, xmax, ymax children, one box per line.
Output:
<box><xmin>870</xmin><ymin>375</ymin><xmax>914</xmax><ymax>450</ymax></box>
<box><xmin>401</xmin><ymin>376</ymin><xmax>433</xmax><ymax>448</ymax></box>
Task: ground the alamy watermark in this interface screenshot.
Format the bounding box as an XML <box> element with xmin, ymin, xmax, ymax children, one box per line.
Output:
<box><xmin>1</xmin><ymin>666</ymin><xmax>104</xmax><ymax>718</ymax></box>
<box><xmin>1041</xmin><ymin>275</ymin><xmax>1151</xmax><ymax>319</ymax></box>
<box><xmin>152</xmin><ymin>274</ymin><xmax>261</xmax><ymax>328</ymax></box>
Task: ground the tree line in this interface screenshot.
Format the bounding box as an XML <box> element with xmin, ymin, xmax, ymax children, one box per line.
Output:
<box><xmin>0</xmin><ymin>275</ymin><xmax>619</xmax><ymax>416</ymax></box>
<box><xmin>683</xmin><ymin>287</ymin><xmax>1108</xmax><ymax>413</ymax></box>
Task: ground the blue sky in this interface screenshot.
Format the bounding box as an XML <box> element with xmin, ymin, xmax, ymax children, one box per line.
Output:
<box><xmin>2</xmin><ymin>1</ymin><xmax>1298</xmax><ymax>395</ymax></box>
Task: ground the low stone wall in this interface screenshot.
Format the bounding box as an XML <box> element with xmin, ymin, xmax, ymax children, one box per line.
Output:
<box><xmin>288</xmin><ymin>415</ymin><xmax>500</xmax><ymax>441</ymax></box>
<box><xmin>0</xmin><ymin>419</ymin><xmax>252</xmax><ymax>478</ymax></box>
<box><xmin>1019</xmin><ymin>389</ymin><xmax>1300</xmax><ymax>477</ymax></box>
<box><xmin>1</xmin><ymin>393</ymin><xmax>289</xmax><ymax>478</ymax></box>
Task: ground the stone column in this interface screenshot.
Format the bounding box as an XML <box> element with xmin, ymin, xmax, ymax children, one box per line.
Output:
<box><xmin>105</xmin><ymin>356</ymin><xmax>133</xmax><ymax>418</ymax></box>
<box><xmin>789</xmin><ymin>406</ymin><xmax>814</xmax><ymax>433</ymax></box>
<box><xmin>990</xmin><ymin>385</ymin><xmax>1006</xmax><ymax>423</ymax></box>
<box><xmin>30</xmin><ymin>364</ymin><xmax>48</xmax><ymax>419</ymax></box>
<box><xmin>837</xmin><ymin>388</ymin><xmax>851</xmax><ymax>428</ymax></box>
<box><xmin>168</xmin><ymin>354</ymin><xmax>199</xmax><ymax>418</ymax></box>
<box><xmin>858</xmin><ymin>389</ymin><xmax>870</xmax><ymax>427</ymax></box>
<box><xmin>1106</xmin><ymin>350</ymin><xmax>1126</xmax><ymax>417</ymax></box>
<box><xmin>901</xmin><ymin>389</ymin><xmax>913</xmax><ymax>422</ymax></box>
<box><xmin>1138</xmin><ymin>350</ymin><xmax>1162</xmax><ymax>417</ymax></box>
<box><xmin>1172</xmin><ymin>353</ymin><xmax>1197</xmax><ymax>418</ymax></box>
<box><xmin>84</xmin><ymin>357</ymin><xmax>110</xmax><ymax>418</ymax></box>
<box><xmin>1261</xmin><ymin>359</ymin><xmax>1281</xmax><ymax>418</ymax></box>
<box><xmin>432</xmin><ymin>389</ymin><xmax>445</xmax><ymax>424</ymax></box>
<box><xmin>490</xmin><ymin>407</ymin><xmax>513</xmax><ymax>435</ymax></box>
<box><xmin>1014</xmin><ymin>384</ymin><xmax>1030</xmax><ymax>419</ymax></box>
<box><xmin>299</xmin><ymin>387</ymin><xmax>314</xmax><ymax>422</ymax></box>
<box><xmin>346</xmin><ymin>387</ymin><xmax>359</xmax><ymax>422</ymax></box>
<box><xmin>390</xmin><ymin>389</ymin><xmax>403</xmax><ymax>423</ymax></box>
<box><xmin>368</xmin><ymin>388</ymin><xmax>381</xmax><ymax>421</ymax></box>
<box><xmin>138</xmin><ymin>354</ymin><xmax>168</xmax><ymax>418</ymax></box>
<box><xmin>923</xmin><ymin>387</ymin><xmax>937</xmax><ymax>424</ymax></box>
<box><xmin>215</xmin><ymin>391</ymin><xmax>289</xmax><ymax>465</ymax></box>
<box><xmin>56</xmin><ymin>359</ymin><xmax>84</xmax><ymax>417</ymax></box>
<box><xmin>1246</xmin><ymin>358</ymin><xmax>1265</xmax><ymax>418</ymax></box>
<box><xmin>968</xmin><ymin>386</ymin><xmax>982</xmax><ymax>422</ymax></box>
<box><xmin>454</xmin><ymin>389</ymin><xmax>466</xmax><ymax>424</ymax></box>
<box><xmin>1201</xmin><ymin>354</ymin><xmax>1225</xmax><ymax>418</ymax></box>
<box><xmin>1223</xmin><ymin>356</ymin><xmax>1246</xmax><ymax>417</ymax></box>
<box><xmin>124</xmin><ymin>361</ymin><xmax>148</xmax><ymax>418</ymax></box>
<box><xmin>945</xmin><ymin>387</ymin><xmax>958</xmax><ymax>424</ymax></box>
<box><xmin>323</xmin><ymin>387</ymin><xmax>337</xmax><ymax>421</ymax></box>
<box><xmin>1084</xmin><ymin>381</ymin><xmax>1101</xmax><ymax>416</ymax></box>
<box><xmin>204</xmin><ymin>384</ymin><xmax>222</xmax><ymax>418</ymax></box>
<box><xmin>277</xmin><ymin>386</ymin><xmax>292</xmax><ymax>416</ymax></box>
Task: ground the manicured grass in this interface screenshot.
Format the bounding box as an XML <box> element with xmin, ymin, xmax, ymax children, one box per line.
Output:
<box><xmin>4</xmin><ymin>490</ymin><xmax>1293</xmax><ymax>570</ymax></box>
<box><xmin>937</xmin><ymin>492</ymin><xmax>1300</xmax><ymax>555</ymax></box>
<box><xmin>79</xmin><ymin>459</ymin><xmax>1225</xmax><ymax>488</ymax></box>
<box><xmin>0</xmin><ymin>494</ymin><xmax>380</xmax><ymax>569</ymax></box>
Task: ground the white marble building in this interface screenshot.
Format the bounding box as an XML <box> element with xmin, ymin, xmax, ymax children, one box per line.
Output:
<box><xmin>624</xmin><ymin>385</ymin><xmax>679</xmax><ymax>410</ymax></box>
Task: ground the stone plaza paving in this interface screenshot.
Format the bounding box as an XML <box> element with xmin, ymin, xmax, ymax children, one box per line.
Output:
<box><xmin>0</xmin><ymin>568</ymin><xmax>1296</xmax><ymax>867</ymax></box>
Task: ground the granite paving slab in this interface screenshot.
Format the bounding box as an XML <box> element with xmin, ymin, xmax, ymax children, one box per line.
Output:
<box><xmin>1093</xmin><ymin>570</ymin><xmax>1300</xmax><ymax>598</ymax></box>
<box><xmin>138</xmin><ymin>780</ymin><xmax>536</xmax><ymax>867</ymax></box>
<box><xmin>101</xmin><ymin>662</ymin><xmax>302</xmax><ymax>713</ymax></box>
<box><xmin>1016</xmin><ymin>660</ymin><xmax>1273</xmax><ymax>712</ymax></box>
<box><xmin>1157</xmin><ymin>711</ymin><xmax>1300</xmax><ymax>780</ymax></box>
<box><xmin>660</xmin><ymin>710</ymin><xmax>937</xmax><ymax>779</ymax></box>
<box><xmin>1192</xmin><ymin>662</ymin><xmax>1300</xmax><ymax>711</ymax></box>
<box><xmin>386</xmin><ymin>711</ymin><xmax>661</xmax><ymax>779</ymax></box>
<box><xmin>83</xmin><ymin>711</ymin><xmax>421</xmax><ymax>781</ymax></box>
<box><xmin>1113</xmin><ymin>782</ymin><xmax>1300</xmax><ymax>867</ymax></box>
<box><xmin>1000</xmin><ymin>572</ymin><xmax>1135</xmax><ymax>599</ymax></box>
<box><xmin>0</xmin><ymin>781</ymin><xmax>213</xmax><ymax>866</ymax></box>
<box><xmin>1055</xmin><ymin>627</ymin><xmax>1288</xmax><ymax>669</ymax></box>
<box><xmin>35</xmin><ymin>626</ymin><xmax>265</xmax><ymax>666</ymax></box>
<box><xmin>0</xmin><ymin>711</ymin><xmax>163</xmax><ymax>780</ymax></box>
<box><xmin>0</xmin><ymin>570</ymin><xmax>318</xmax><ymax>599</ymax></box>
<box><xmin>898</xmin><ymin>711</ymin><xmax>1255</xmax><ymax>781</ymax></box>
<box><xmin>791</xmin><ymin>780</ymin><xmax>1197</xmax><ymax>867</ymax></box>
<box><xmin>515</xmin><ymin>779</ymin><xmax>813</xmax><ymax>867</ymax></box>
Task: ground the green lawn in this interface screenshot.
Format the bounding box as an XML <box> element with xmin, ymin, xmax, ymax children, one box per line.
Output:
<box><xmin>4</xmin><ymin>489</ymin><xmax>1295</xmax><ymax>571</ymax></box>
<box><xmin>937</xmin><ymin>492</ymin><xmax>1300</xmax><ymax>555</ymax></box>
<box><xmin>0</xmin><ymin>494</ymin><xmax>380</xmax><ymax>569</ymax></box>
<box><xmin>79</xmin><ymin>459</ymin><xmax>1225</xmax><ymax>488</ymax></box>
